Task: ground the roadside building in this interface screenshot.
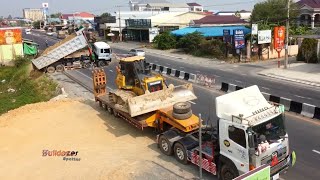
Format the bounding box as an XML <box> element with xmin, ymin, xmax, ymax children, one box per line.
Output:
<box><xmin>215</xmin><ymin>10</ymin><xmax>251</xmax><ymax>21</ymax></box>
<box><xmin>191</xmin><ymin>15</ymin><xmax>248</xmax><ymax>27</ymax></box>
<box><xmin>297</xmin><ymin>0</ymin><xmax>320</xmax><ymax>28</ymax></box>
<box><xmin>145</xmin><ymin>3</ymin><xmax>190</xmax><ymax>12</ymax></box>
<box><xmin>129</xmin><ymin>0</ymin><xmax>169</xmax><ymax>11</ymax></box>
<box><xmin>187</xmin><ymin>2</ymin><xmax>204</xmax><ymax>12</ymax></box>
<box><xmin>0</xmin><ymin>27</ymin><xmax>24</xmax><ymax>65</ymax></box>
<box><xmin>60</xmin><ymin>12</ymin><xmax>95</xmax><ymax>25</ymax></box>
<box><xmin>23</xmin><ymin>8</ymin><xmax>44</xmax><ymax>21</ymax></box>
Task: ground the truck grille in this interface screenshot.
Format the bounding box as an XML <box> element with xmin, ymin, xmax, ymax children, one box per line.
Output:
<box><xmin>261</xmin><ymin>147</ymin><xmax>287</xmax><ymax>165</ymax></box>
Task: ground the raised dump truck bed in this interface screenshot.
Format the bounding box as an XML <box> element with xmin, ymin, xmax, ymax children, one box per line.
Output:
<box><xmin>31</xmin><ymin>29</ymin><xmax>88</xmax><ymax>70</ymax></box>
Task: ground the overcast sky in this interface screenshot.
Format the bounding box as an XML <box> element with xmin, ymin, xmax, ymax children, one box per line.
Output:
<box><xmin>2</xmin><ymin>0</ymin><xmax>275</xmax><ymax>17</ymax></box>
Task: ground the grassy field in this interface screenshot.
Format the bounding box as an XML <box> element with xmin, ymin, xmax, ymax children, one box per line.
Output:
<box><xmin>0</xmin><ymin>58</ymin><xmax>58</xmax><ymax>115</ymax></box>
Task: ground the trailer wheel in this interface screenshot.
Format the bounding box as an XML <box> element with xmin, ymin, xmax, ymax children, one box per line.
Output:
<box><xmin>46</xmin><ymin>66</ymin><xmax>55</xmax><ymax>73</ymax></box>
<box><xmin>220</xmin><ymin>163</ymin><xmax>239</xmax><ymax>180</ymax></box>
<box><xmin>174</xmin><ymin>143</ymin><xmax>188</xmax><ymax>164</ymax></box>
<box><xmin>113</xmin><ymin>109</ymin><xmax>118</xmax><ymax>118</ymax></box>
<box><xmin>83</xmin><ymin>62</ymin><xmax>91</xmax><ymax>69</ymax></box>
<box><xmin>159</xmin><ymin>135</ymin><xmax>172</xmax><ymax>156</ymax></box>
<box><xmin>172</xmin><ymin>111</ymin><xmax>192</xmax><ymax>120</ymax></box>
<box><xmin>55</xmin><ymin>64</ymin><xmax>64</xmax><ymax>72</ymax></box>
<box><xmin>98</xmin><ymin>101</ymin><xmax>102</xmax><ymax>107</ymax></box>
<box><xmin>173</xmin><ymin>102</ymin><xmax>191</xmax><ymax>114</ymax></box>
<box><xmin>102</xmin><ymin>103</ymin><xmax>106</xmax><ymax>109</ymax></box>
<box><xmin>98</xmin><ymin>60</ymin><xmax>106</xmax><ymax>67</ymax></box>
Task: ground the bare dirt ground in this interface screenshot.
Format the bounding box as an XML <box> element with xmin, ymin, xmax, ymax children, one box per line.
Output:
<box><xmin>0</xmin><ymin>73</ymin><xmax>213</xmax><ymax>180</ymax></box>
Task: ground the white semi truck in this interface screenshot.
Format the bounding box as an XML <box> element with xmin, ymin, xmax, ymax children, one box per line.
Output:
<box><xmin>157</xmin><ymin>85</ymin><xmax>295</xmax><ymax>179</ymax></box>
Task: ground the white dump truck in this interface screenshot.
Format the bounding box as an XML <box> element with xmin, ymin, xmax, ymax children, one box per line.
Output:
<box><xmin>157</xmin><ymin>85</ymin><xmax>295</xmax><ymax>180</ymax></box>
<box><xmin>31</xmin><ymin>28</ymin><xmax>112</xmax><ymax>73</ymax></box>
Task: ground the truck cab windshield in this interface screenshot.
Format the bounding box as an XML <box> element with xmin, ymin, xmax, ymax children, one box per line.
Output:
<box><xmin>252</xmin><ymin>114</ymin><xmax>286</xmax><ymax>142</ymax></box>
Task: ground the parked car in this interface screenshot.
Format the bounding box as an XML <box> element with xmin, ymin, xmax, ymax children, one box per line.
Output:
<box><xmin>46</xmin><ymin>32</ymin><xmax>53</xmax><ymax>36</ymax></box>
<box><xmin>128</xmin><ymin>49</ymin><xmax>145</xmax><ymax>57</ymax></box>
<box><xmin>25</xmin><ymin>28</ymin><xmax>31</xmax><ymax>34</ymax></box>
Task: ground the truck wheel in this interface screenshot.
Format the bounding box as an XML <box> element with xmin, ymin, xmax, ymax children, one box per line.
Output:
<box><xmin>173</xmin><ymin>102</ymin><xmax>191</xmax><ymax>114</ymax></box>
<box><xmin>172</xmin><ymin>111</ymin><xmax>192</xmax><ymax>120</ymax></box>
<box><xmin>174</xmin><ymin>143</ymin><xmax>188</xmax><ymax>164</ymax></box>
<box><xmin>98</xmin><ymin>60</ymin><xmax>106</xmax><ymax>67</ymax></box>
<box><xmin>47</xmin><ymin>66</ymin><xmax>55</xmax><ymax>73</ymax></box>
<box><xmin>102</xmin><ymin>103</ymin><xmax>106</xmax><ymax>109</ymax></box>
<box><xmin>55</xmin><ymin>64</ymin><xmax>64</xmax><ymax>72</ymax></box>
<box><xmin>220</xmin><ymin>163</ymin><xmax>239</xmax><ymax>180</ymax></box>
<box><xmin>83</xmin><ymin>62</ymin><xmax>91</xmax><ymax>69</ymax></box>
<box><xmin>113</xmin><ymin>109</ymin><xmax>118</xmax><ymax>118</ymax></box>
<box><xmin>159</xmin><ymin>135</ymin><xmax>172</xmax><ymax>156</ymax></box>
<box><xmin>107</xmin><ymin>106</ymin><xmax>113</xmax><ymax>114</ymax></box>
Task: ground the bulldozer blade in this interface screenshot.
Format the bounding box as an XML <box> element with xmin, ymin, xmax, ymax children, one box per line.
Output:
<box><xmin>127</xmin><ymin>83</ymin><xmax>197</xmax><ymax>117</ymax></box>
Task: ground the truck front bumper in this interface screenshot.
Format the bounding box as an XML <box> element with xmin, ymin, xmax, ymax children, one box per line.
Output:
<box><xmin>270</xmin><ymin>151</ymin><xmax>296</xmax><ymax>179</ymax></box>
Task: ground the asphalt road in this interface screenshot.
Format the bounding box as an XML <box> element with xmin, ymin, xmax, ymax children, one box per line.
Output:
<box><xmin>112</xmin><ymin>48</ymin><xmax>320</xmax><ymax>107</ymax></box>
<box><xmin>25</xmin><ymin>32</ymin><xmax>320</xmax><ymax>179</ymax></box>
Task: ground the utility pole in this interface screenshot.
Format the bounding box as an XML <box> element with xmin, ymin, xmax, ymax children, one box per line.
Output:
<box><xmin>284</xmin><ymin>0</ymin><xmax>290</xmax><ymax>69</ymax></box>
<box><xmin>117</xmin><ymin>6</ymin><xmax>122</xmax><ymax>42</ymax></box>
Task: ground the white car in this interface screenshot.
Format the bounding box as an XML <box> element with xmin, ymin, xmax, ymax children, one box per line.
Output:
<box><xmin>25</xmin><ymin>29</ymin><xmax>31</xmax><ymax>34</ymax></box>
<box><xmin>129</xmin><ymin>49</ymin><xmax>145</xmax><ymax>57</ymax></box>
<box><xmin>46</xmin><ymin>32</ymin><xmax>53</xmax><ymax>36</ymax></box>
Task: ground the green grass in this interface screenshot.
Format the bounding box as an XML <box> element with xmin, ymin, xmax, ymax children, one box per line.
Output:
<box><xmin>0</xmin><ymin>59</ymin><xmax>58</xmax><ymax>115</ymax></box>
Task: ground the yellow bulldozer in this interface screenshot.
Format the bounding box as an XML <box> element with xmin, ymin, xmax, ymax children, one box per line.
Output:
<box><xmin>108</xmin><ymin>55</ymin><xmax>197</xmax><ymax>117</ymax></box>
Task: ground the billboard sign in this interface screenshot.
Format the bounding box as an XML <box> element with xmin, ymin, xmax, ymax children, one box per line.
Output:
<box><xmin>223</xmin><ymin>29</ymin><xmax>231</xmax><ymax>43</ymax></box>
<box><xmin>0</xmin><ymin>28</ymin><xmax>22</xmax><ymax>45</ymax></box>
<box><xmin>252</xmin><ymin>24</ymin><xmax>258</xmax><ymax>35</ymax></box>
<box><xmin>258</xmin><ymin>30</ymin><xmax>271</xmax><ymax>44</ymax></box>
<box><xmin>274</xmin><ymin>26</ymin><xmax>285</xmax><ymax>50</ymax></box>
<box><xmin>233</xmin><ymin>29</ymin><xmax>245</xmax><ymax>49</ymax></box>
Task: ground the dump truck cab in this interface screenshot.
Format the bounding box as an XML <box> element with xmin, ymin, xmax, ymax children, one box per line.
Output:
<box><xmin>116</xmin><ymin>56</ymin><xmax>166</xmax><ymax>96</ymax></box>
<box><xmin>93</xmin><ymin>42</ymin><xmax>112</xmax><ymax>66</ymax></box>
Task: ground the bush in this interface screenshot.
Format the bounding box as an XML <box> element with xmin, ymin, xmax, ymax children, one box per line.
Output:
<box><xmin>177</xmin><ymin>32</ymin><xmax>204</xmax><ymax>53</ymax></box>
<box><xmin>14</xmin><ymin>56</ymin><xmax>30</xmax><ymax>67</ymax></box>
<box><xmin>152</xmin><ymin>31</ymin><xmax>176</xmax><ymax>50</ymax></box>
<box><xmin>198</xmin><ymin>40</ymin><xmax>226</xmax><ymax>58</ymax></box>
<box><xmin>297</xmin><ymin>38</ymin><xmax>319</xmax><ymax>63</ymax></box>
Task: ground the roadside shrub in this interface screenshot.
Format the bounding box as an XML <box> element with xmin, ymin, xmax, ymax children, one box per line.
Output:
<box><xmin>297</xmin><ymin>38</ymin><xmax>319</xmax><ymax>63</ymax></box>
<box><xmin>177</xmin><ymin>32</ymin><xmax>204</xmax><ymax>53</ymax></box>
<box><xmin>152</xmin><ymin>31</ymin><xmax>176</xmax><ymax>50</ymax></box>
<box><xmin>198</xmin><ymin>40</ymin><xmax>226</xmax><ymax>59</ymax></box>
<box><xmin>14</xmin><ymin>56</ymin><xmax>30</xmax><ymax>67</ymax></box>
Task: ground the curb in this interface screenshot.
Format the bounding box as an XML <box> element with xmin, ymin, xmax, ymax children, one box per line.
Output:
<box><xmin>149</xmin><ymin>62</ymin><xmax>196</xmax><ymax>83</ymax></box>
<box><xmin>220</xmin><ymin>82</ymin><xmax>320</xmax><ymax>121</ymax></box>
<box><xmin>259</xmin><ymin>73</ymin><xmax>320</xmax><ymax>87</ymax></box>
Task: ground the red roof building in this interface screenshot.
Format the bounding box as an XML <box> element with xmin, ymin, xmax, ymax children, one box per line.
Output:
<box><xmin>192</xmin><ymin>15</ymin><xmax>247</xmax><ymax>26</ymax></box>
<box><xmin>60</xmin><ymin>12</ymin><xmax>95</xmax><ymax>20</ymax></box>
<box><xmin>296</xmin><ymin>0</ymin><xmax>320</xmax><ymax>28</ymax></box>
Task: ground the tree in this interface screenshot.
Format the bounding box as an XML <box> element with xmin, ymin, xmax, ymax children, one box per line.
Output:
<box><xmin>100</xmin><ymin>12</ymin><xmax>112</xmax><ymax>18</ymax></box>
<box><xmin>7</xmin><ymin>15</ymin><xmax>12</xmax><ymax>19</ymax></box>
<box><xmin>50</xmin><ymin>13</ymin><xmax>62</xmax><ymax>18</ymax></box>
<box><xmin>297</xmin><ymin>38</ymin><xmax>319</xmax><ymax>63</ymax></box>
<box><xmin>33</xmin><ymin>21</ymin><xmax>41</xmax><ymax>29</ymax></box>
<box><xmin>177</xmin><ymin>32</ymin><xmax>204</xmax><ymax>53</ymax></box>
<box><xmin>251</xmin><ymin>0</ymin><xmax>299</xmax><ymax>26</ymax></box>
<box><xmin>152</xmin><ymin>31</ymin><xmax>177</xmax><ymax>50</ymax></box>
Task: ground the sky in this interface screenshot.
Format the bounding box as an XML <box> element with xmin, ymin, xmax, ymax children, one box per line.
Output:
<box><xmin>1</xmin><ymin>0</ymin><xmax>275</xmax><ymax>17</ymax></box>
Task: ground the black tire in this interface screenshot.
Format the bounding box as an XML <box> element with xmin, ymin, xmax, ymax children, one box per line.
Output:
<box><xmin>98</xmin><ymin>101</ymin><xmax>102</xmax><ymax>107</ymax></box>
<box><xmin>173</xmin><ymin>102</ymin><xmax>191</xmax><ymax>114</ymax></box>
<box><xmin>113</xmin><ymin>108</ymin><xmax>118</xmax><ymax>118</ymax></box>
<box><xmin>46</xmin><ymin>66</ymin><xmax>55</xmax><ymax>73</ymax></box>
<box><xmin>174</xmin><ymin>143</ymin><xmax>188</xmax><ymax>164</ymax></box>
<box><xmin>102</xmin><ymin>103</ymin><xmax>106</xmax><ymax>109</ymax></box>
<box><xmin>220</xmin><ymin>163</ymin><xmax>239</xmax><ymax>180</ymax></box>
<box><xmin>83</xmin><ymin>62</ymin><xmax>91</xmax><ymax>69</ymax></box>
<box><xmin>158</xmin><ymin>135</ymin><xmax>173</xmax><ymax>156</ymax></box>
<box><xmin>172</xmin><ymin>110</ymin><xmax>192</xmax><ymax>120</ymax></box>
<box><xmin>55</xmin><ymin>64</ymin><xmax>64</xmax><ymax>72</ymax></box>
<box><xmin>98</xmin><ymin>60</ymin><xmax>106</xmax><ymax>67</ymax></box>
<box><xmin>106</xmin><ymin>105</ymin><xmax>113</xmax><ymax>114</ymax></box>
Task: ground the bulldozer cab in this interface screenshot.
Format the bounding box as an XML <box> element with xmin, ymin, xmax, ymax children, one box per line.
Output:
<box><xmin>116</xmin><ymin>56</ymin><xmax>164</xmax><ymax>95</ymax></box>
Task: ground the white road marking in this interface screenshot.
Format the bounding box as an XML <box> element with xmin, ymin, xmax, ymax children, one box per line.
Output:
<box><xmin>188</xmin><ymin>101</ymin><xmax>196</xmax><ymax>105</ymax></box>
<box><xmin>213</xmin><ymin>74</ymin><xmax>221</xmax><ymax>78</ymax></box>
<box><xmin>180</xmin><ymin>66</ymin><xmax>185</xmax><ymax>69</ymax></box>
<box><xmin>166</xmin><ymin>63</ymin><xmax>171</xmax><ymax>66</ymax></box>
<box><xmin>235</xmin><ymin>80</ymin><xmax>242</xmax><ymax>83</ymax></box>
<box><xmin>195</xmin><ymin>70</ymin><xmax>201</xmax><ymax>73</ymax></box>
<box><xmin>261</xmin><ymin>87</ymin><xmax>270</xmax><ymax>90</ymax></box>
<box><xmin>312</xmin><ymin>149</ymin><xmax>320</xmax><ymax>155</ymax></box>
<box><xmin>295</xmin><ymin>95</ymin><xmax>312</xmax><ymax>100</ymax></box>
<box><xmin>240</xmin><ymin>73</ymin><xmax>247</xmax><ymax>76</ymax></box>
<box><xmin>109</xmin><ymin>70</ymin><xmax>113</xmax><ymax>72</ymax></box>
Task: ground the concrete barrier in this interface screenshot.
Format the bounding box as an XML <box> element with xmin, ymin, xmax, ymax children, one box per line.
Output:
<box><xmin>155</xmin><ymin>65</ymin><xmax>160</xmax><ymax>72</ymax></box>
<box><xmin>301</xmin><ymin>103</ymin><xmax>316</xmax><ymax>118</ymax></box>
<box><xmin>152</xmin><ymin>64</ymin><xmax>157</xmax><ymax>71</ymax></box>
<box><xmin>221</xmin><ymin>82</ymin><xmax>229</xmax><ymax>92</ymax></box>
<box><xmin>179</xmin><ymin>71</ymin><xmax>186</xmax><ymax>79</ymax></box>
<box><xmin>166</xmin><ymin>68</ymin><xmax>172</xmax><ymax>75</ymax></box>
<box><xmin>189</xmin><ymin>73</ymin><xmax>196</xmax><ymax>82</ymax></box>
<box><xmin>280</xmin><ymin>97</ymin><xmax>291</xmax><ymax>111</ymax></box>
<box><xmin>228</xmin><ymin>83</ymin><xmax>237</xmax><ymax>92</ymax></box>
<box><xmin>236</xmin><ymin>86</ymin><xmax>243</xmax><ymax>91</ymax></box>
<box><xmin>161</xmin><ymin>66</ymin><xmax>169</xmax><ymax>74</ymax></box>
<box><xmin>183</xmin><ymin>72</ymin><xmax>190</xmax><ymax>81</ymax></box>
<box><xmin>269</xmin><ymin>95</ymin><xmax>280</xmax><ymax>103</ymax></box>
<box><xmin>289</xmin><ymin>101</ymin><xmax>303</xmax><ymax>114</ymax></box>
<box><xmin>262</xmin><ymin>92</ymin><xmax>270</xmax><ymax>101</ymax></box>
<box><xmin>159</xmin><ymin>66</ymin><xmax>164</xmax><ymax>73</ymax></box>
<box><xmin>314</xmin><ymin>107</ymin><xmax>320</xmax><ymax>120</ymax></box>
<box><xmin>175</xmin><ymin>70</ymin><xmax>180</xmax><ymax>78</ymax></box>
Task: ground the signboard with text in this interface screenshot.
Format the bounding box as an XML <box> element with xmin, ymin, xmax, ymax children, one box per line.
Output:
<box><xmin>233</xmin><ymin>29</ymin><xmax>245</xmax><ymax>49</ymax></box>
<box><xmin>274</xmin><ymin>26</ymin><xmax>285</xmax><ymax>51</ymax></box>
<box><xmin>258</xmin><ymin>30</ymin><xmax>272</xmax><ymax>44</ymax></box>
